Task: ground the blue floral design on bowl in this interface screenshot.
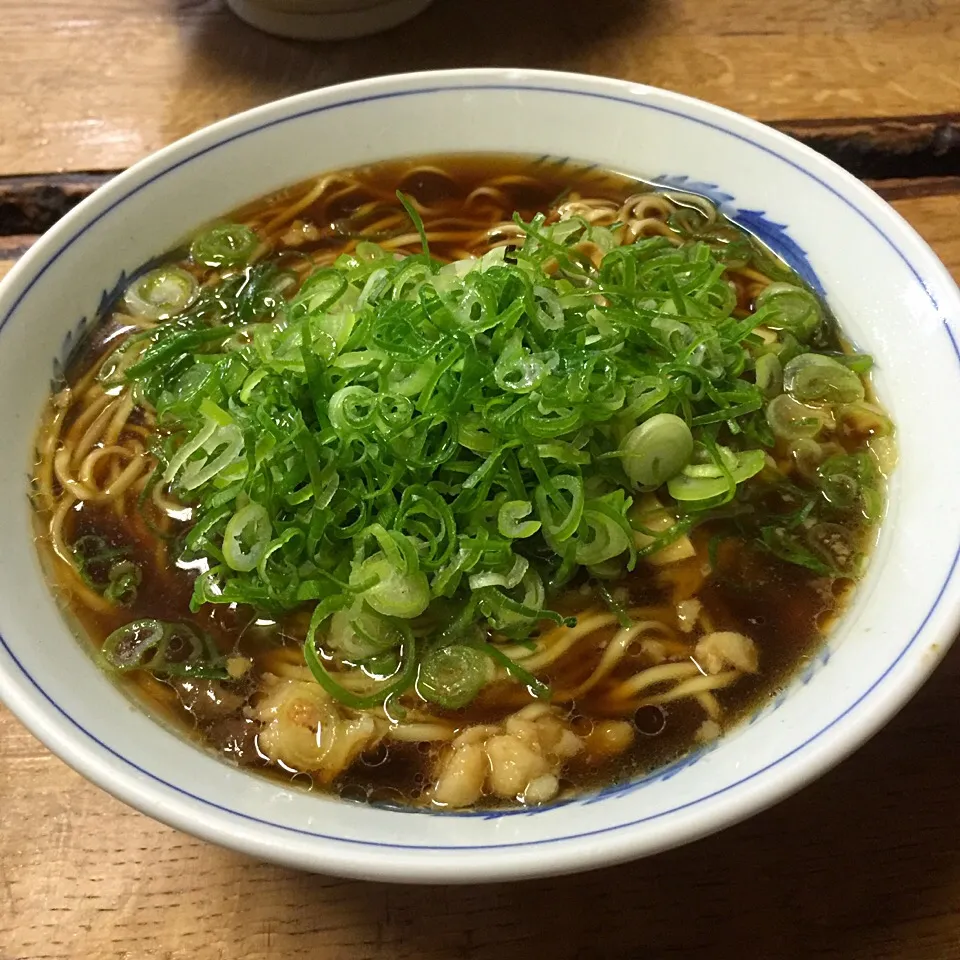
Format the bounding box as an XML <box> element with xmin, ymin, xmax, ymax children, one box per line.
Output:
<box><xmin>653</xmin><ymin>174</ymin><xmax>826</xmax><ymax>295</ymax></box>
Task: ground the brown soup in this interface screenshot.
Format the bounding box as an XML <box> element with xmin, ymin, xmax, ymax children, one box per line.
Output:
<box><xmin>31</xmin><ymin>154</ymin><xmax>891</xmax><ymax>810</ymax></box>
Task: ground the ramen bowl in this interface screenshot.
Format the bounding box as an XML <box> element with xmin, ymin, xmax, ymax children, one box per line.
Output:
<box><xmin>1</xmin><ymin>69</ymin><xmax>959</xmax><ymax>884</ymax></box>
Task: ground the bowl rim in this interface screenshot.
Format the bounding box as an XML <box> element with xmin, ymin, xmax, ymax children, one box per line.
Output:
<box><xmin>1</xmin><ymin>67</ymin><xmax>959</xmax><ymax>883</ymax></box>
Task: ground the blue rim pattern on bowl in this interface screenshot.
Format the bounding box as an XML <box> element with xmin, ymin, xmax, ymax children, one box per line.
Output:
<box><xmin>1</xmin><ymin>81</ymin><xmax>957</xmax><ymax>850</ymax></box>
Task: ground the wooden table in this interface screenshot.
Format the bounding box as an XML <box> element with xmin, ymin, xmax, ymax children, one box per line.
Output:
<box><xmin>2</xmin><ymin>1</ymin><xmax>960</xmax><ymax>956</ymax></box>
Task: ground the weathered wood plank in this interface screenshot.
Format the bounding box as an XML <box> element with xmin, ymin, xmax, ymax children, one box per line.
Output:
<box><xmin>888</xmin><ymin>188</ymin><xmax>960</xmax><ymax>281</ymax></box>
<box><xmin>0</xmin><ymin>175</ymin><xmax>113</xmax><ymax>235</ymax></box>
<box><xmin>2</xmin><ymin>0</ymin><xmax>960</xmax><ymax>175</ymax></box>
<box><xmin>780</xmin><ymin>117</ymin><xmax>960</xmax><ymax>180</ymax></box>
<box><xmin>0</xmin><ymin>235</ymin><xmax>36</xmax><ymax>279</ymax></box>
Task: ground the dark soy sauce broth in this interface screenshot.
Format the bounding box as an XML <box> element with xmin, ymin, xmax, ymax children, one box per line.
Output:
<box><xmin>35</xmin><ymin>153</ymin><xmax>876</xmax><ymax>809</ymax></box>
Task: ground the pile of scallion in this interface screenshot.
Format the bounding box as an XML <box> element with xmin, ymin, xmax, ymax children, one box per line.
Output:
<box><xmin>106</xmin><ymin>197</ymin><xmax>884</xmax><ymax>708</ymax></box>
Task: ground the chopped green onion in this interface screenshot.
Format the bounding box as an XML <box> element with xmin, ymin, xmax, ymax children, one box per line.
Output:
<box><xmin>816</xmin><ymin>453</ymin><xmax>882</xmax><ymax>521</ymax></box>
<box><xmin>765</xmin><ymin>393</ymin><xmax>830</xmax><ymax>441</ymax></box>
<box><xmin>783</xmin><ymin>353</ymin><xmax>865</xmax><ymax>404</ymax></box>
<box><xmin>305</xmin><ymin>612</ymin><xmax>416</xmax><ymax>708</ymax></box>
<box><xmin>116</xmin><ymin>188</ymin><xmax>882</xmax><ymax>710</ymax></box>
<box><xmin>760</xmin><ymin>525</ymin><xmax>833</xmax><ymax>575</ymax></box>
<box><xmin>172</xmin><ymin>421</ymin><xmax>245</xmax><ymax>493</ymax></box>
<box><xmin>327</xmin><ymin>606</ymin><xmax>403</xmax><ymax>661</ymax></box>
<box><xmin>480</xmin><ymin>640</ymin><xmax>551</xmax><ymax>701</ymax></box>
<box><xmin>103</xmin><ymin>560</ymin><xmax>142</xmax><ymax>606</ymax></box>
<box><xmin>754</xmin><ymin>353</ymin><xmax>782</xmax><ymax>398</ymax></box>
<box><xmin>353</xmin><ymin>554</ymin><xmax>431</xmax><ymax>619</ymax></box>
<box><xmin>417</xmin><ymin>644</ymin><xmax>489</xmax><ymax>708</ymax></box>
<box><xmin>668</xmin><ymin>448</ymin><xmax>766</xmax><ymax>501</ymax></box>
<box><xmin>497</xmin><ymin>500</ymin><xmax>541</xmax><ymax>538</ymax></box>
<box><xmin>190</xmin><ymin>223</ymin><xmax>259</xmax><ymax>268</ymax></box>
<box><xmin>124</xmin><ymin>267</ymin><xmax>198</xmax><ymax>320</ymax></box>
<box><xmin>838</xmin><ymin>400</ymin><xmax>893</xmax><ymax>438</ymax></box>
<box><xmin>468</xmin><ymin>555</ymin><xmax>529</xmax><ymax>590</ymax></box>
<box><xmin>329</xmin><ymin>385</ymin><xmax>377</xmax><ymax>433</ymax></box>
<box><xmin>597</xmin><ymin>582</ymin><xmax>632</xmax><ymax>629</ymax></box>
<box><xmin>102</xmin><ymin>619</ymin><xmax>167</xmax><ymax>672</ymax></box>
<box><xmin>222</xmin><ymin>502</ymin><xmax>272</xmax><ymax>572</ymax></box>
<box><xmin>576</xmin><ymin>498</ymin><xmax>633</xmax><ymax>566</ymax></box>
<box><xmin>620</xmin><ymin>413</ymin><xmax>694</xmax><ymax>488</ymax></box>
<box><xmin>101</xmin><ymin>619</ymin><xmax>227</xmax><ymax>679</ymax></box>
<box><xmin>71</xmin><ymin>537</ymin><xmax>141</xmax><ymax>605</ymax></box>
<box><xmin>755</xmin><ymin>282</ymin><xmax>822</xmax><ymax>341</ymax></box>
<box><xmin>396</xmin><ymin>191</ymin><xmax>432</xmax><ymax>261</ymax></box>
<box><xmin>535</xmin><ymin>474</ymin><xmax>585</xmax><ymax>543</ymax></box>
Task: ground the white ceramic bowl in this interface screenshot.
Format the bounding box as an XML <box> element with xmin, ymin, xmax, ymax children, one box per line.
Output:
<box><xmin>225</xmin><ymin>0</ymin><xmax>435</xmax><ymax>41</ymax></box>
<box><xmin>1</xmin><ymin>69</ymin><xmax>959</xmax><ymax>884</ymax></box>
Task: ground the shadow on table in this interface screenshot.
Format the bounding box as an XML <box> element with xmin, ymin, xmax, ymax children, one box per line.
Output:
<box><xmin>252</xmin><ymin>641</ymin><xmax>960</xmax><ymax>959</ymax></box>
<box><xmin>162</xmin><ymin>0</ymin><xmax>650</xmax><ymax>144</ymax></box>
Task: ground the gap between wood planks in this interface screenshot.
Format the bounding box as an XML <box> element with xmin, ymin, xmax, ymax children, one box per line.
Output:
<box><xmin>0</xmin><ymin>113</ymin><xmax>958</xmax><ymax>236</ymax></box>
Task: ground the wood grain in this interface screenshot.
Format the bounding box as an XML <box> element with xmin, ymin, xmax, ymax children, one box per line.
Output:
<box><xmin>0</xmin><ymin>236</ymin><xmax>36</xmax><ymax>279</ymax></box>
<box><xmin>1</xmin><ymin>192</ymin><xmax>959</xmax><ymax>959</ymax></box>
<box><xmin>780</xmin><ymin>118</ymin><xmax>960</xmax><ymax>181</ymax></box>
<box><xmin>0</xmin><ymin>175</ymin><xmax>113</xmax><ymax>235</ymax></box>
<box><xmin>885</xmin><ymin>185</ymin><xmax>960</xmax><ymax>278</ymax></box>
<box><xmin>3</xmin><ymin>0</ymin><xmax>960</xmax><ymax>175</ymax></box>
